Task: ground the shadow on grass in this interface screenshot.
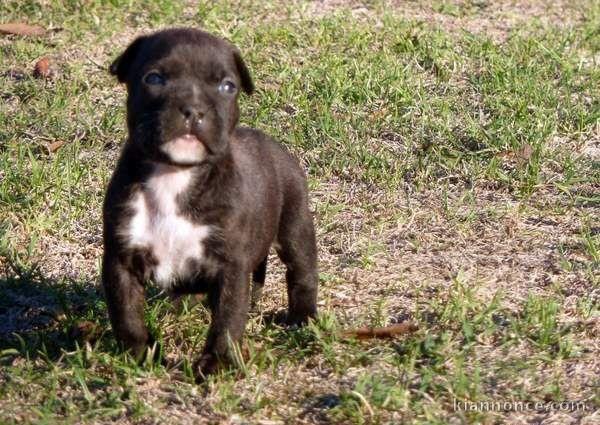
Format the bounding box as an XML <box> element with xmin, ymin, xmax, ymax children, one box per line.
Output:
<box><xmin>0</xmin><ymin>261</ymin><xmax>110</xmax><ymax>361</ymax></box>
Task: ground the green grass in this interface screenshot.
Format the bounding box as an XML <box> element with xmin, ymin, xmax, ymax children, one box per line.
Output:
<box><xmin>1</xmin><ymin>0</ymin><xmax>599</xmax><ymax>423</ymax></box>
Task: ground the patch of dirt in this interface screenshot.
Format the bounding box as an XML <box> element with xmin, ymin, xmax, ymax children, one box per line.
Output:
<box><xmin>261</xmin><ymin>179</ymin><xmax>595</xmax><ymax>324</ymax></box>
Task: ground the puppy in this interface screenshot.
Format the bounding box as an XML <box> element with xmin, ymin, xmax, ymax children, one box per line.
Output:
<box><xmin>102</xmin><ymin>28</ymin><xmax>318</xmax><ymax>379</ymax></box>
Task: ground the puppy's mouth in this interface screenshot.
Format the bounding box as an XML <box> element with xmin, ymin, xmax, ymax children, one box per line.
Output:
<box><xmin>159</xmin><ymin>133</ymin><xmax>208</xmax><ymax>165</ymax></box>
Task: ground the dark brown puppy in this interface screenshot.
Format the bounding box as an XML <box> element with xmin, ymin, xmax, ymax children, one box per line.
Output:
<box><xmin>102</xmin><ymin>28</ymin><xmax>318</xmax><ymax>380</ymax></box>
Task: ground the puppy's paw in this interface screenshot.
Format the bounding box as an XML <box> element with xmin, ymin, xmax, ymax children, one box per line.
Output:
<box><xmin>193</xmin><ymin>353</ymin><xmax>221</xmax><ymax>383</ymax></box>
<box><xmin>286</xmin><ymin>308</ymin><xmax>317</xmax><ymax>327</ymax></box>
<box><xmin>130</xmin><ymin>340</ymin><xmax>163</xmax><ymax>365</ymax></box>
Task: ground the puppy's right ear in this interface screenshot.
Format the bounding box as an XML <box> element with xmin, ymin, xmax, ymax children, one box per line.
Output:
<box><xmin>109</xmin><ymin>36</ymin><xmax>147</xmax><ymax>83</ymax></box>
<box><xmin>232</xmin><ymin>48</ymin><xmax>254</xmax><ymax>95</ymax></box>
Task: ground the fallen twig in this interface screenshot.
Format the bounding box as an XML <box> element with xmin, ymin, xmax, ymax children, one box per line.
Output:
<box><xmin>342</xmin><ymin>321</ymin><xmax>418</xmax><ymax>340</ymax></box>
<box><xmin>0</xmin><ymin>23</ymin><xmax>46</xmax><ymax>37</ymax></box>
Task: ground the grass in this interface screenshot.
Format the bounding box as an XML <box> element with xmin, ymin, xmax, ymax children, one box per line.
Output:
<box><xmin>0</xmin><ymin>0</ymin><xmax>598</xmax><ymax>423</ymax></box>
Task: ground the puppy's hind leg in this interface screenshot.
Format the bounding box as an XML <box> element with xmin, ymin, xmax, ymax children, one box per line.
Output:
<box><xmin>251</xmin><ymin>256</ymin><xmax>267</xmax><ymax>311</ymax></box>
<box><xmin>276</xmin><ymin>204</ymin><xmax>318</xmax><ymax>325</ymax></box>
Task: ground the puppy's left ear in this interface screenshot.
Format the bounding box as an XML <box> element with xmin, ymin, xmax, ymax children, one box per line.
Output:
<box><xmin>233</xmin><ymin>49</ymin><xmax>254</xmax><ymax>95</ymax></box>
<box><xmin>110</xmin><ymin>35</ymin><xmax>148</xmax><ymax>83</ymax></box>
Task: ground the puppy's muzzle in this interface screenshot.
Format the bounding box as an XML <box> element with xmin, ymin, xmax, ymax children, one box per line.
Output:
<box><xmin>160</xmin><ymin>103</ymin><xmax>209</xmax><ymax>165</ymax></box>
<box><xmin>161</xmin><ymin>133</ymin><xmax>207</xmax><ymax>165</ymax></box>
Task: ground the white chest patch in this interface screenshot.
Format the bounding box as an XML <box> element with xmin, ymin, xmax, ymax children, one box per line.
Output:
<box><xmin>123</xmin><ymin>164</ymin><xmax>211</xmax><ymax>289</ymax></box>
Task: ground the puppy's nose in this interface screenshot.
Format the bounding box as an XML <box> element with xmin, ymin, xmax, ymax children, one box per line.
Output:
<box><xmin>180</xmin><ymin>106</ymin><xmax>204</xmax><ymax>121</ymax></box>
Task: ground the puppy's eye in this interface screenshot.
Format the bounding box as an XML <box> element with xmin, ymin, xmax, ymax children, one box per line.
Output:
<box><xmin>218</xmin><ymin>79</ymin><xmax>237</xmax><ymax>95</ymax></box>
<box><xmin>143</xmin><ymin>72</ymin><xmax>165</xmax><ymax>86</ymax></box>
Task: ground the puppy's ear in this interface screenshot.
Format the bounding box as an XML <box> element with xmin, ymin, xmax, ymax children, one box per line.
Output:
<box><xmin>110</xmin><ymin>36</ymin><xmax>148</xmax><ymax>83</ymax></box>
<box><xmin>233</xmin><ymin>49</ymin><xmax>254</xmax><ymax>95</ymax></box>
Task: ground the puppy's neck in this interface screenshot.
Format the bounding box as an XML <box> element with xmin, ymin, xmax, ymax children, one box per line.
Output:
<box><xmin>126</xmin><ymin>143</ymin><xmax>236</xmax><ymax>194</ymax></box>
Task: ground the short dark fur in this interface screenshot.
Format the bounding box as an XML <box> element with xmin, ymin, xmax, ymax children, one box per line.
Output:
<box><xmin>102</xmin><ymin>28</ymin><xmax>318</xmax><ymax>379</ymax></box>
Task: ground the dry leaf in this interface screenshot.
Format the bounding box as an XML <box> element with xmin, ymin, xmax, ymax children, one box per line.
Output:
<box><xmin>33</xmin><ymin>56</ymin><xmax>53</xmax><ymax>79</ymax></box>
<box><xmin>0</xmin><ymin>23</ymin><xmax>45</xmax><ymax>37</ymax></box>
<box><xmin>47</xmin><ymin>140</ymin><xmax>65</xmax><ymax>153</ymax></box>
<box><xmin>342</xmin><ymin>321</ymin><xmax>418</xmax><ymax>340</ymax></box>
<box><xmin>497</xmin><ymin>143</ymin><xmax>533</xmax><ymax>163</ymax></box>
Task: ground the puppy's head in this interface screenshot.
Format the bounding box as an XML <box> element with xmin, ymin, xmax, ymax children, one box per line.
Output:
<box><xmin>110</xmin><ymin>28</ymin><xmax>253</xmax><ymax>166</ymax></box>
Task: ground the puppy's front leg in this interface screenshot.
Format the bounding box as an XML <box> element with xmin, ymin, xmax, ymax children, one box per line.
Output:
<box><xmin>194</xmin><ymin>263</ymin><xmax>249</xmax><ymax>380</ymax></box>
<box><xmin>102</xmin><ymin>256</ymin><xmax>151</xmax><ymax>359</ymax></box>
